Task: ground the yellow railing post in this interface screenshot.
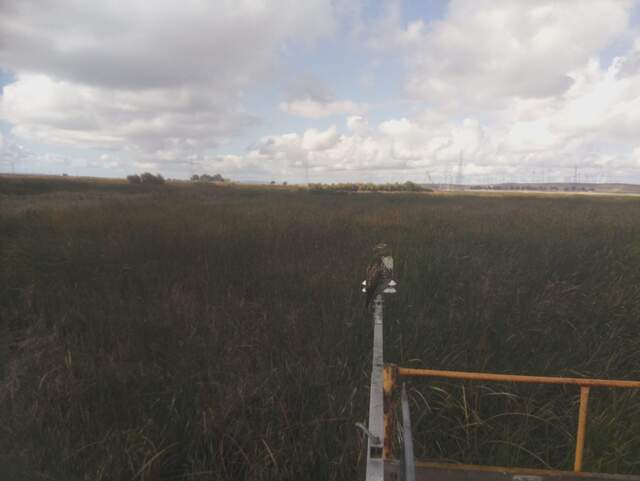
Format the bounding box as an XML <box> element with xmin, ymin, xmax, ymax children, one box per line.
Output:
<box><xmin>383</xmin><ymin>364</ymin><xmax>397</xmax><ymax>459</ymax></box>
<box><xmin>574</xmin><ymin>386</ymin><xmax>590</xmax><ymax>472</ymax></box>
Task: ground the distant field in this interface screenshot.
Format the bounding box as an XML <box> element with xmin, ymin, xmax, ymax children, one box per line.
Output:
<box><xmin>2</xmin><ymin>176</ymin><xmax>640</xmax><ymax>480</ymax></box>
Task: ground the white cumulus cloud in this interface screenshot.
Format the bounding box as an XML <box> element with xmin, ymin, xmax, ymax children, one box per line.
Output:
<box><xmin>401</xmin><ymin>0</ymin><xmax>635</xmax><ymax>110</ymax></box>
<box><xmin>0</xmin><ymin>0</ymin><xmax>335</xmax><ymax>168</ymax></box>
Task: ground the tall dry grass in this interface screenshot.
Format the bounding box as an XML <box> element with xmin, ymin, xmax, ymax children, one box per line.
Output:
<box><xmin>1</xmin><ymin>178</ymin><xmax>640</xmax><ymax>480</ymax></box>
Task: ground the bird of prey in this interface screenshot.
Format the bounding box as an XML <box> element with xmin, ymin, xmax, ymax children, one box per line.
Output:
<box><xmin>363</xmin><ymin>243</ymin><xmax>394</xmax><ymax>310</ymax></box>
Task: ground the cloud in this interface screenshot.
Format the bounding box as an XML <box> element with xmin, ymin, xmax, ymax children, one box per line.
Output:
<box><xmin>302</xmin><ymin>125</ymin><xmax>339</xmax><ymax>150</ymax></box>
<box><xmin>270</xmin><ymin>0</ymin><xmax>637</xmax><ymax>183</ymax></box>
<box><xmin>366</xmin><ymin>0</ymin><xmax>426</xmax><ymax>50</ymax></box>
<box><xmin>347</xmin><ymin>115</ymin><xmax>368</xmax><ymax>135</ymax></box>
<box><xmin>0</xmin><ymin>0</ymin><xmax>335</xmax><ymax>165</ymax></box>
<box><xmin>283</xmin><ymin>73</ymin><xmax>333</xmax><ymax>103</ymax></box>
<box><xmin>0</xmin><ymin>0</ymin><xmax>334</xmax><ymax>90</ymax></box>
<box><xmin>0</xmin><ymin>132</ymin><xmax>29</xmax><ymax>167</ymax></box>
<box><xmin>2</xmin><ymin>0</ymin><xmax>640</xmax><ymax>183</ymax></box>
<box><xmin>397</xmin><ymin>0</ymin><xmax>635</xmax><ymax>110</ymax></box>
<box><xmin>1</xmin><ymin>73</ymin><xmax>257</xmax><ymax>156</ymax></box>
<box><xmin>0</xmin><ymin>133</ymin><xmax>88</xmax><ymax>172</ymax></box>
<box><xmin>231</xmin><ymin>42</ymin><xmax>640</xmax><ymax>183</ymax></box>
<box><xmin>240</xmin><ymin>116</ymin><xmax>462</xmax><ymax>176</ymax></box>
<box><xmin>217</xmin><ymin>0</ymin><xmax>640</xmax><ymax>183</ymax></box>
<box><xmin>279</xmin><ymin>98</ymin><xmax>360</xmax><ymax>118</ymax></box>
<box><xmin>279</xmin><ymin>73</ymin><xmax>363</xmax><ymax>118</ymax></box>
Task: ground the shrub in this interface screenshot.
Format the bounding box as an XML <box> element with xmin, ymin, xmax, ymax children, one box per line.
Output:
<box><xmin>126</xmin><ymin>174</ymin><xmax>141</xmax><ymax>184</ymax></box>
<box><xmin>140</xmin><ymin>172</ymin><xmax>165</xmax><ymax>185</ymax></box>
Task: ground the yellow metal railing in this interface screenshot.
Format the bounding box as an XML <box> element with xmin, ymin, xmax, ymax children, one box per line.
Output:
<box><xmin>383</xmin><ymin>365</ymin><xmax>640</xmax><ymax>472</ymax></box>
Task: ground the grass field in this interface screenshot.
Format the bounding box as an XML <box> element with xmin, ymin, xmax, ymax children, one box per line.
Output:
<box><xmin>2</xmin><ymin>176</ymin><xmax>640</xmax><ymax>480</ymax></box>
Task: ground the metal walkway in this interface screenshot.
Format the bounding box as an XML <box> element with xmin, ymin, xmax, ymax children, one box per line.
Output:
<box><xmin>362</xmin><ymin>250</ymin><xmax>640</xmax><ymax>481</ymax></box>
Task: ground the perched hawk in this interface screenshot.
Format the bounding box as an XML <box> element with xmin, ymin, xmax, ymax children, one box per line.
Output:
<box><xmin>364</xmin><ymin>243</ymin><xmax>394</xmax><ymax>310</ymax></box>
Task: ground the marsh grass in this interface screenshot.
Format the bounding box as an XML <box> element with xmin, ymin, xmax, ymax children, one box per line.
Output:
<box><xmin>1</xmin><ymin>177</ymin><xmax>640</xmax><ymax>480</ymax></box>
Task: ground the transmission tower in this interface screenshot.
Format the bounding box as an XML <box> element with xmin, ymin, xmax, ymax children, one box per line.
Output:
<box><xmin>425</xmin><ymin>170</ymin><xmax>433</xmax><ymax>185</ymax></box>
<box><xmin>455</xmin><ymin>150</ymin><xmax>464</xmax><ymax>186</ymax></box>
<box><xmin>444</xmin><ymin>163</ymin><xmax>452</xmax><ymax>190</ymax></box>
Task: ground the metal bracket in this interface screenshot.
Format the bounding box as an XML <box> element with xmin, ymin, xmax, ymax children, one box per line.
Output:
<box><xmin>356</xmin><ymin>422</ymin><xmax>381</xmax><ymax>446</ymax></box>
<box><xmin>361</xmin><ymin>279</ymin><xmax>398</xmax><ymax>294</ymax></box>
<box><xmin>384</xmin><ymin>279</ymin><xmax>398</xmax><ymax>294</ymax></box>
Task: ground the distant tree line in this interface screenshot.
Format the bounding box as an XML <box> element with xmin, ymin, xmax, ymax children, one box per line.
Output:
<box><xmin>190</xmin><ymin>173</ymin><xmax>226</xmax><ymax>182</ymax></box>
<box><xmin>308</xmin><ymin>181</ymin><xmax>430</xmax><ymax>193</ymax></box>
<box><xmin>126</xmin><ymin>172</ymin><xmax>165</xmax><ymax>185</ymax></box>
<box><xmin>125</xmin><ymin>172</ymin><xmax>230</xmax><ymax>185</ymax></box>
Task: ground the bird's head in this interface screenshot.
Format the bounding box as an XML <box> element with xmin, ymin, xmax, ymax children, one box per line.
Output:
<box><xmin>373</xmin><ymin>243</ymin><xmax>391</xmax><ymax>257</ymax></box>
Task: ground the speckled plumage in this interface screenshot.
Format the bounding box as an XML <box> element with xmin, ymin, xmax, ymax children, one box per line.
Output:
<box><xmin>365</xmin><ymin>243</ymin><xmax>393</xmax><ymax>309</ymax></box>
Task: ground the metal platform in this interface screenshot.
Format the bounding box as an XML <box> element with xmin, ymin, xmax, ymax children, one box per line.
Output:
<box><xmin>385</xmin><ymin>461</ymin><xmax>640</xmax><ymax>481</ymax></box>
<box><xmin>361</xmin><ymin>247</ymin><xmax>640</xmax><ymax>481</ymax></box>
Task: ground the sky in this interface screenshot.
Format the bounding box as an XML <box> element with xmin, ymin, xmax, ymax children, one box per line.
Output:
<box><xmin>1</xmin><ymin>0</ymin><xmax>640</xmax><ymax>184</ymax></box>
